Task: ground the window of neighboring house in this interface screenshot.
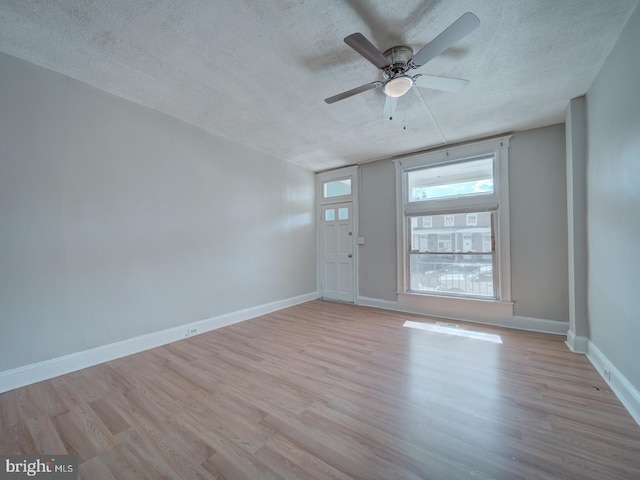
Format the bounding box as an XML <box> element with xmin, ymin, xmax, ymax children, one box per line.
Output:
<box><xmin>482</xmin><ymin>233</ymin><xmax>492</xmax><ymax>252</ymax></box>
<box><xmin>396</xmin><ymin>137</ymin><xmax>511</xmax><ymax>300</ymax></box>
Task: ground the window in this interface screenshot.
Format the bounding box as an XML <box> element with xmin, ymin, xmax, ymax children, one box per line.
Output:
<box><xmin>323</xmin><ymin>179</ymin><xmax>351</xmax><ymax>198</ymax></box>
<box><xmin>407</xmin><ymin>156</ymin><xmax>494</xmax><ymax>202</ymax></box>
<box><xmin>395</xmin><ymin>137</ymin><xmax>511</xmax><ymax>301</ymax></box>
<box><xmin>409</xmin><ymin>213</ymin><xmax>494</xmax><ymax>296</ymax></box>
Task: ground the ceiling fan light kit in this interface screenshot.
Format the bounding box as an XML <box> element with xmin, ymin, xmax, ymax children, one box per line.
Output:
<box><xmin>324</xmin><ymin>12</ymin><xmax>481</xmax><ymax>118</ymax></box>
<box><xmin>383</xmin><ymin>76</ymin><xmax>413</xmax><ymax>97</ymax></box>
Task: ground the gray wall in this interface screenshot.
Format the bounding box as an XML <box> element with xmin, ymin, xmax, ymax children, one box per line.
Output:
<box><xmin>358</xmin><ymin>161</ymin><xmax>397</xmax><ymax>301</ymax></box>
<box><xmin>585</xmin><ymin>5</ymin><xmax>640</xmax><ymax>390</ymax></box>
<box><xmin>0</xmin><ymin>52</ymin><xmax>316</xmax><ymax>372</ymax></box>
<box><xmin>358</xmin><ymin>124</ymin><xmax>569</xmax><ymax>323</ymax></box>
<box><xmin>509</xmin><ymin>125</ymin><xmax>568</xmax><ymax>321</ymax></box>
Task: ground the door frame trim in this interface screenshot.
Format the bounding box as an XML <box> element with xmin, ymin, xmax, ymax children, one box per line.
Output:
<box><xmin>316</xmin><ymin>166</ymin><xmax>359</xmax><ymax>303</ymax></box>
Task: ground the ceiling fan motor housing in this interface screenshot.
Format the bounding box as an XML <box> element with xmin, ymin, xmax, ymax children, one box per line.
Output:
<box><xmin>382</xmin><ymin>46</ymin><xmax>414</xmax><ymax>78</ymax></box>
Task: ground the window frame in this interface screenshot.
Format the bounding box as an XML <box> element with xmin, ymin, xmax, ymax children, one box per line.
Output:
<box><xmin>394</xmin><ymin>136</ymin><xmax>512</xmax><ymax>302</ymax></box>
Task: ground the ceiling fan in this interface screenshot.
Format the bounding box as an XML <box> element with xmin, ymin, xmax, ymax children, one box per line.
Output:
<box><xmin>324</xmin><ymin>12</ymin><xmax>480</xmax><ymax>119</ymax></box>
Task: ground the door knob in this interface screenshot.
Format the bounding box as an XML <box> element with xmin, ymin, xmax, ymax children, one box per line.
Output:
<box><xmin>348</xmin><ymin>254</ymin><xmax>353</xmax><ymax>258</ymax></box>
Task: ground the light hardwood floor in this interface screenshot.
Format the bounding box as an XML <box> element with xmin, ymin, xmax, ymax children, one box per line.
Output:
<box><xmin>1</xmin><ymin>300</ymin><xmax>639</xmax><ymax>479</ymax></box>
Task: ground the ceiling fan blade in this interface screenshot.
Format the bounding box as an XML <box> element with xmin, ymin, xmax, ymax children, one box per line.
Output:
<box><xmin>411</xmin><ymin>12</ymin><xmax>480</xmax><ymax>68</ymax></box>
<box><xmin>324</xmin><ymin>81</ymin><xmax>381</xmax><ymax>104</ymax></box>
<box><xmin>344</xmin><ymin>33</ymin><xmax>390</xmax><ymax>69</ymax></box>
<box><xmin>383</xmin><ymin>95</ymin><xmax>398</xmax><ymax>120</ymax></box>
<box><xmin>413</xmin><ymin>74</ymin><xmax>469</xmax><ymax>92</ymax></box>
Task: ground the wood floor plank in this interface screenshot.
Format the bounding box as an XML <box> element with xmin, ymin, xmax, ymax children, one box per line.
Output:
<box><xmin>121</xmin><ymin>405</ymin><xmax>213</xmax><ymax>479</ymax></box>
<box><xmin>0</xmin><ymin>388</ymin><xmax>21</xmax><ymax>430</ymax></box>
<box><xmin>89</xmin><ymin>394</ymin><xmax>135</xmax><ymax>437</ymax></box>
<box><xmin>0</xmin><ymin>423</ymin><xmax>36</xmax><ymax>455</ymax></box>
<box><xmin>115</xmin><ymin>428</ymin><xmax>182</xmax><ymax>480</ymax></box>
<box><xmin>89</xmin><ymin>446</ymin><xmax>149</xmax><ymax>480</ymax></box>
<box><xmin>255</xmin><ymin>432</ymin><xmax>356</xmax><ymax>480</ymax></box>
<box><xmin>19</xmin><ymin>410</ymin><xmax>67</xmax><ymax>454</ymax></box>
<box><xmin>77</xmin><ymin>455</ymin><xmax>119</xmax><ymax>480</ymax></box>
<box><xmin>53</xmin><ymin>406</ymin><xmax>117</xmax><ymax>462</ymax></box>
<box><xmin>25</xmin><ymin>381</ymin><xmax>69</xmax><ymax>418</ymax></box>
<box><xmin>1</xmin><ymin>300</ymin><xmax>639</xmax><ymax>479</ymax></box>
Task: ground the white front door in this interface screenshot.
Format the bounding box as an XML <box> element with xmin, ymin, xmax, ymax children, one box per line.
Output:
<box><xmin>320</xmin><ymin>202</ymin><xmax>355</xmax><ymax>303</ymax></box>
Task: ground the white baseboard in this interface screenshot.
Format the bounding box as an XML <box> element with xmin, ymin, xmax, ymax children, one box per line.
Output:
<box><xmin>511</xmin><ymin>316</ymin><xmax>569</xmax><ymax>335</ymax></box>
<box><xmin>357</xmin><ymin>296</ymin><xmax>399</xmax><ymax>310</ymax></box>
<box><xmin>0</xmin><ymin>291</ymin><xmax>319</xmax><ymax>394</ymax></box>
<box><xmin>587</xmin><ymin>341</ymin><xmax>640</xmax><ymax>426</ymax></box>
<box><xmin>565</xmin><ymin>329</ymin><xmax>589</xmax><ymax>353</ymax></box>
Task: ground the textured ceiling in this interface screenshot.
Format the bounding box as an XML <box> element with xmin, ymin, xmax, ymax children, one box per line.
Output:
<box><xmin>0</xmin><ymin>0</ymin><xmax>638</xmax><ymax>171</ymax></box>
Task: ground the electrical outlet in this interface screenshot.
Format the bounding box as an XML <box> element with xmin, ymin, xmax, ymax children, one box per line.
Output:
<box><xmin>603</xmin><ymin>368</ymin><xmax>611</xmax><ymax>382</ymax></box>
<box><xmin>185</xmin><ymin>327</ymin><xmax>198</xmax><ymax>337</ymax></box>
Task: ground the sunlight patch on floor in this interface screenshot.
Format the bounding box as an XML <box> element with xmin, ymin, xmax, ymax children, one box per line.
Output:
<box><xmin>403</xmin><ymin>320</ymin><xmax>503</xmax><ymax>344</ymax></box>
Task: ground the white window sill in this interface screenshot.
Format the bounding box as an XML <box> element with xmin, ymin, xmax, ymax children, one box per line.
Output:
<box><xmin>396</xmin><ymin>291</ymin><xmax>514</xmax><ymax>326</ymax></box>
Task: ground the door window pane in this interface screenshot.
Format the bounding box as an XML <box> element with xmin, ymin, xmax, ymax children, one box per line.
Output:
<box><xmin>338</xmin><ymin>207</ymin><xmax>349</xmax><ymax>220</ymax></box>
<box><xmin>325</xmin><ymin>209</ymin><xmax>335</xmax><ymax>221</ymax></box>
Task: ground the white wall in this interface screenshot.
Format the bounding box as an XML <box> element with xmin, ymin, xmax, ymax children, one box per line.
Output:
<box><xmin>358</xmin><ymin>124</ymin><xmax>569</xmax><ymax>326</ymax></box>
<box><xmin>565</xmin><ymin>96</ymin><xmax>589</xmax><ymax>353</ymax></box>
<box><xmin>0</xmin><ymin>52</ymin><xmax>317</xmax><ymax>373</ymax></box>
<box><xmin>585</xmin><ymin>5</ymin><xmax>640</xmax><ymax>392</ymax></box>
